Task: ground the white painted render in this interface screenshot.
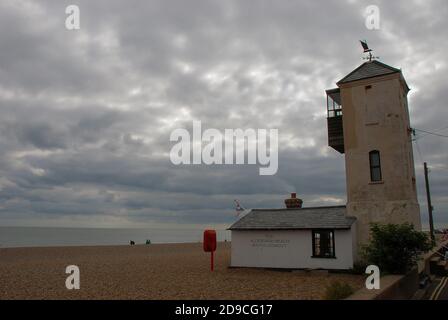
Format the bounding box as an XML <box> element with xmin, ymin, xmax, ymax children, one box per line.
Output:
<box><xmin>231</xmin><ymin>228</ymin><xmax>355</xmax><ymax>270</ymax></box>
<box><xmin>340</xmin><ymin>74</ymin><xmax>421</xmax><ymax>248</ymax></box>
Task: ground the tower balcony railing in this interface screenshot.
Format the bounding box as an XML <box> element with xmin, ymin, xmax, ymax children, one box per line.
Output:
<box><xmin>326</xmin><ymin>88</ymin><xmax>344</xmax><ymax>153</ymax></box>
<box><xmin>326</xmin><ymin>88</ymin><xmax>342</xmax><ymax>118</ymax></box>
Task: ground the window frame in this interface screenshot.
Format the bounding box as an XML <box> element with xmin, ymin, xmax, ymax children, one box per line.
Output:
<box><xmin>327</xmin><ymin>94</ymin><xmax>342</xmax><ymax>118</ymax></box>
<box><xmin>369</xmin><ymin>150</ymin><xmax>382</xmax><ymax>182</ymax></box>
<box><xmin>311</xmin><ymin>229</ymin><xmax>336</xmax><ymax>259</ymax></box>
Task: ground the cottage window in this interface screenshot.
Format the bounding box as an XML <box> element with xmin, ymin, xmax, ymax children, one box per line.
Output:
<box><xmin>312</xmin><ymin>230</ymin><xmax>335</xmax><ymax>258</ymax></box>
<box><xmin>369</xmin><ymin>150</ymin><xmax>382</xmax><ymax>182</ymax></box>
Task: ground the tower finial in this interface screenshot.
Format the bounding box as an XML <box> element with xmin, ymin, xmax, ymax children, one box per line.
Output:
<box><xmin>360</xmin><ymin>40</ymin><xmax>379</xmax><ymax>61</ymax></box>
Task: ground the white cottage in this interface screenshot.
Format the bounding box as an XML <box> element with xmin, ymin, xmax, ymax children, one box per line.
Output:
<box><xmin>229</xmin><ymin>201</ymin><xmax>357</xmax><ymax>270</ymax></box>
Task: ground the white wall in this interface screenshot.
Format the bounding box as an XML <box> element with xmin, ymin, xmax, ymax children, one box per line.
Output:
<box><xmin>231</xmin><ymin>229</ymin><xmax>354</xmax><ymax>270</ymax></box>
<box><xmin>341</xmin><ymin>75</ymin><xmax>422</xmax><ymax>248</ymax></box>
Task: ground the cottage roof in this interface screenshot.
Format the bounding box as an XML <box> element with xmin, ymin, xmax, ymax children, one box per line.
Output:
<box><xmin>228</xmin><ymin>206</ymin><xmax>356</xmax><ymax>230</ymax></box>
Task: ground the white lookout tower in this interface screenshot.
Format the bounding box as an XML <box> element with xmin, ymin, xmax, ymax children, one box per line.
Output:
<box><xmin>325</xmin><ymin>43</ymin><xmax>422</xmax><ymax>250</ymax></box>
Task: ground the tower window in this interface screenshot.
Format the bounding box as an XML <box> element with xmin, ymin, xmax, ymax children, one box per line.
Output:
<box><xmin>327</xmin><ymin>94</ymin><xmax>342</xmax><ymax>118</ymax></box>
<box><xmin>312</xmin><ymin>230</ymin><xmax>335</xmax><ymax>258</ymax></box>
<box><xmin>369</xmin><ymin>150</ymin><xmax>382</xmax><ymax>182</ymax></box>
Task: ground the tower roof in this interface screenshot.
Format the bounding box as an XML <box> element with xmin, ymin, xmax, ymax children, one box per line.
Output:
<box><xmin>337</xmin><ymin>60</ymin><xmax>408</xmax><ymax>90</ymax></box>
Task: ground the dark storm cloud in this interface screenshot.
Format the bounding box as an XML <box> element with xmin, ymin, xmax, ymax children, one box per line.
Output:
<box><xmin>0</xmin><ymin>0</ymin><xmax>447</xmax><ymax>227</ymax></box>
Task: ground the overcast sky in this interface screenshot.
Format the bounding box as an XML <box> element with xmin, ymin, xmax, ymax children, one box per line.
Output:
<box><xmin>0</xmin><ymin>0</ymin><xmax>446</xmax><ymax>229</ymax></box>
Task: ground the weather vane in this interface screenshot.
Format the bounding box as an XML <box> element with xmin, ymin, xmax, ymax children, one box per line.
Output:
<box><xmin>360</xmin><ymin>40</ymin><xmax>379</xmax><ymax>61</ymax></box>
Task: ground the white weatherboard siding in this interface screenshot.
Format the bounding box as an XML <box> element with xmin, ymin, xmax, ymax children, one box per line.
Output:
<box><xmin>231</xmin><ymin>229</ymin><xmax>354</xmax><ymax>270</ymax></box>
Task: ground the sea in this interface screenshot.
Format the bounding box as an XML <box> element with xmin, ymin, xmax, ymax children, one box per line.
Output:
<box><xmin>0</xmin><ymin>223</ymin><xmax>444</xmax><ymax>248</ymax></box>
<box><xmin>0</xmin><ymin>226</ymin><xmax>231</xmax><ymax>248</ymax></box>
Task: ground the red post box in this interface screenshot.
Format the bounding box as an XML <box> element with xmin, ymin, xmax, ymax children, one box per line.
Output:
<box><xmin>203</xmin><ymin>230</ymin><xmax>217</xmax><ymax>252</ymax></box>
<box><xmin>203</xmin><ymin>230</ymin><xmax>217</xmax><ymax>271</ymax></box>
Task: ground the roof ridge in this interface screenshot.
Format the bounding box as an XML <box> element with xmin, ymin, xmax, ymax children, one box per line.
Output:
<box><xmin>251</xmin><ymin>205</ymin><xmax>347</xmax><ymax>212</ymax></box>
<box><xmin>371</xmin><ymin>59</ymin><xmax>401</xmax><ymax>72</ymax></box>
<box><xmin>337</xmin><ymin>60</ymin><xmax>401</xmax><ymax>85</ymax></box>
<box><xmin>336</xmin><ymin>61</ymin><xmax>368</xmax><ymax>85</ymax></box>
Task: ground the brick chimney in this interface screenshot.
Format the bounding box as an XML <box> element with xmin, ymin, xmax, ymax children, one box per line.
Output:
<box><xmin>284</xmin><ymin>193</ymin><xmax>303</xmax><ymax>209</ymax></box>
